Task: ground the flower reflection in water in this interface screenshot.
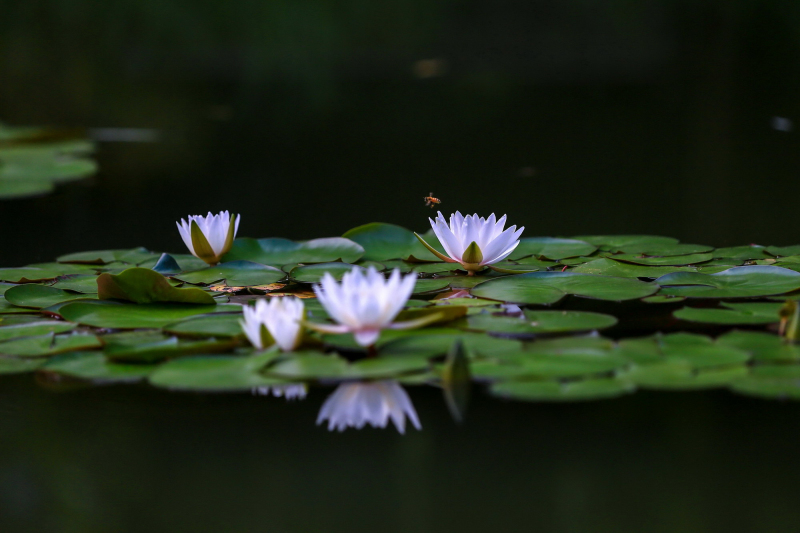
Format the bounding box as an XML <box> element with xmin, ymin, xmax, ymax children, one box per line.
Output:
<box><xmin>252</xmin><ymin>384</ymin><xmax>308</xmax><ymax>400</ymax></box>
<box><xmin>317</xmin><ymin>380</ymin><xmax>421</xmax><ymax>434</ymax></box>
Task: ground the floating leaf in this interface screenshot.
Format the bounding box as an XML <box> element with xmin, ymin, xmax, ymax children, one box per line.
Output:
<box><xmin>0</xmin><ymin>356</ymin><xmax>45</xmax><ymax>374</ymax></box>
<box><xmin>101</xmin><ymin>331</ymin><xmax>237</xmax><ymax>363</ymax></box>
<box><xmin>716</xmin><ymin>330</ymin><xmax>800</xmax><ymax>362</ymax></box>
<box><xmin>0</xmin><ymin>320</ymin><xmax>76</xmax><ymax>342</ymax></box>
<box><xmin>4</xmin><ymin>284</ymin><xmax>94</xmax><ymax>308</ymax></box>
<box><xmin>164</xmin><ymin>314</ymin><xmax>246</xmax><ymax>338</ymax></box>
<box><xmin>471</xmin><ymin>271</ymin><xmax>657</xmax><ymax>304</ymax></box>
<box><xmin>290</xmin><ymin>263</ymin><xmax>363</xmax><ymax>283</ymax></box>
<box><xmin>508</xmin><ymin>238</ymin><xmax>596</xmax><ymax>260</ymax></box>
<box><xmin>611</xmin><ymin>252</ymin><xmax>713</xmax><ymax>266</ymax></box>
<box><xmin>58</xmin><ymin>301</ymin><xmax>223</xmax><ymax>329</ymax></box>
<box><xmin>51</xmin><ymin>275</ymin><xmax>100</xmax><ymax>293</ymax></box>
<box><xmin>0</xmin><ymin>332</ymin><xmax>100</xmax><ymax>357</ymax></box>
<box><xmin>174</xmin><ymin>261</ymin><xmax>285</xmax><ymax>287</ymax></box>
<box><xmin>571</xmin><ymin>258</ymin><xmax>698</xmax><ymax>278</ymax></box>
<box><xmin>223</xmin><ymin>237</ymin><xmax>364</xmax><ymax>265</ymax></box>
<box><xmin>0</xmin><ymin>267</ymin><xmax>64</xmax><ymax>283</ymax></box>
<box><xmin>148</xmin><ymin>352</ymin><xmax>286</xmax><ymax>391</ymax></box>
<box><xmin>573</xmin><ymin>235</ymin><xmax>679</xmax><ymax>252</ymax></box>
<box><xmin>343</xmin><ymin>223</ymin><xmax>441</xmax><ymax>261</ymax></box>
<box><xmin>42</xmin><ymin>352</ymin><xmax>156</xmax><ymax>383</ymax></box>
<box><xmin>674</xmin><ymin>302</ymin><xmax>783</xmax><ymax>325</ymax></box>
<box><xmin>490</xmin><ymin>378</ymin><xmax>634</xmax><ymax>402</ymax></box>
<box><xmin>657</xmin><ymin>266</ymin><xmax>800</xmax><ymax>298</ymax></box>
<box><xmin>97</xmin><ymin>267</ymin><xmax>215</xmax><ymax>305</ymax></box>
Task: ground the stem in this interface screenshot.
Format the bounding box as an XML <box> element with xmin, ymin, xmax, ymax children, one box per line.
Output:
<box><xmin>367</xmin><ymin>344</ymin><xmax>378</xmax><ymax>357</ymax></box>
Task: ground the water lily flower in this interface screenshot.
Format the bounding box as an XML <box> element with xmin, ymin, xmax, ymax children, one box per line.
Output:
<box><xmin>309</xmin><ymin>267</ymin><xmax>433</xmax><ymax>347</ymax></box>
<box><xmin>252</xmin><ymin>384</ymin><xmax>307</xmax><ymax>400</ymax></box>
<box><xmin>240</xmin><ymin>297</ymin><xmax>305</xmax><ymax>352</ymax></box>
<box><xmin>415</xmin><ymin>211</ymin><xmax>524</xmax><ymax>274</ymax></box>
<box><xmin>176</xmin><ymin>210</ymin><xmax>240</xmax><ymax>265</ymax></box>
<box><xmin>316</xmin><ymin>380</ymin><xmax>421</xmax><ymax>434</ymax></box>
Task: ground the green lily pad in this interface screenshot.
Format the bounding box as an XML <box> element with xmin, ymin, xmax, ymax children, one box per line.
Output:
<box><xmin>729</xmin><ymin>375</ymin><xmax>800</xmax><ymax>400</ymax></box>
<box><xmin>0</xmin><ymin>297</ymin><xmax>39</xmax><ymax>314</ymax></box>
<box><xmin>223</xmin><ymin>237</ymin><xmax>364</xmax><ymax>265</ymax></box>
<box><xmin>766</xmin><ymin>245</ymin><xmax>800</xmax><ymax>257</ymax></box>
<box><xmin>380</xmin><ymin>260</ymin><xmax>456</xmax><ymax>274</ymax></box>
<box><xmin>290</xmin><ymin>263</ymin><xmax>363</xmax><ymax>283</ymax></box>
<box><xmin>458</xmin><ymin>310</ymin><xmax>616</xmax><ymax>335</ymax></box>
<box><xmin>97</xmin><ymin>267</ymin><xmax>215</xmax><ymax>305</ymax></box>
<box><xmin>58</xmin><ymin>300</ymin><xmax>221</xmax><ymax>329</ymax></box>
<box><xmin>573</xmin><ymin>235</ymin><xmax>679</xmax><ymax>253</ymax></box>
<box><xmin>617</xmin><ymin>243</ymin><xmax>714</xmax><ymax>256</ymax></box>
<box><xmin>641</xmin><ymin>295</ymin><xmax>686</xmax><ymax>304</ymax></box>
<box><xmin>622</xmin><ymin>361</ymin><xmax>749</xmax><ymax>390</ymax></box>
<box><xmin>57</xmin><ymin>247</ymin><xmax>158</xmax><ymax>265</ymax></box>
<box><xmin>508</xmin><ymin>238</ymin><xmax>597</xmax><ymax>260</ymax></box>
<box><xmin>712</xmin><ymin>246</ymin><xmax>770</xmax><ymax>260</ymax></box>
<box><xmin>148</xmin><ymin>352</ymin><xmax>287</xmax><ymax>391</ymax></box>
<box><xmin>0</xmin><ymin>332</ymin><xmax>100</xmax><ymax>357</ymax></box>
<box><xmin>414</xmin><ymin>278</ymin><xmax>451</xmax><ymax>294</ymax></box>
<box><xmin>42</xmin><ymin>352</ymin><xmax>157</xmax><ymax>382</ymax></box>
<box><xmin>175</xmin><ymin>261</ymin><xmax>285</xmax><ymax>287</ymax></box>
<box><xmin>471</xmin><ymin>271</ymin><xmax>657</xmax><ymax>304</ymax></box>
<box><xmin>0</xmin><ymin>356</ymin><xmax>45</xmax><ymax>374</ymax></box>
<box><xmin>264</xmin><ymin>352</ymin><xmax>428</xmax><ymax>380</ymax></box>
<box><xmin>0</xmin><ymin>320</ymin><xmax>76</xmax><ymax>342</ymax></box>
<box><xmin>490</xmin><ymin>378</ymin><xmax>634</xmax><ymax>402</ymax></box>
<box><xmin>657</xmin><ymin>266</ymin><xmax>800</xmax><ymax>298</ymax></box>
<box><xmin>343</xmin><ymin>223</ymin><xmax>441</xmax><ymax>261</ymax></box>
<box><xmin>379</xmin><ymin>331</ymin><xmax>522</xmax><ymax>359</ymax></box>
<box><xmin>0</xmin><ymin>267</ymin><xmax>64</xmax><ymax>283</ymax></box>
<box><xmin>611</xmin><ymin>252</ymin><xmax>713</xmax><ymax>266</ymax></box>
<box><xmin>3</xmin><ymin>284</ymin><xmax>94</xmax><ymax>308</ymax></box>
<box><xmin>674</xmin><ymin>302</ymin><xmax>783</xmax><ymax>325</ymax></box>
<box><xmin>100</xmin><ymin>331</ymin><xmax>237</xmax><ymax>363</ymax></box>
<box><xmin>164</xmin><ymin>314</ymin><xmax>246</xmax><ymax>338</ymax></box>
<box><xmin>51</xmin><ymin>275</ymin><xmax>100</xmax><ymax>293</ymax></box>
<box><xmin>571</xmin><ymin>258</ymin><xmax>698</xmax><ymax>278</ymax></box>
<box><xmin>716</xmin><ymin>330</ymin><xmax>800</xmax><ymax>362</ymax></box>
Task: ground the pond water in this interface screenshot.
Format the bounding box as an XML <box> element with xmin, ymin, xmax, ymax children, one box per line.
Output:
<box><xmin>2</xmin><ymin>1</ymin><xmax>800</xmax><ymax>532</ymax></box>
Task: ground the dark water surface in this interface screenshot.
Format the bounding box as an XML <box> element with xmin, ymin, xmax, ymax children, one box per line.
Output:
<box><xmin>2</xmin><ymin>1</ymin><xmax>800</xmax><ymax>531</ymax></box>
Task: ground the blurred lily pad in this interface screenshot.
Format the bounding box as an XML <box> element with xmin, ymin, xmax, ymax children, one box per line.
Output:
<box><xmin>343</xmin><ymin>223</ymin><xmax>441</xmax><ymax>261</ymax></box>
<box><xmin>98</xmin><ymin>267</ymin><xmax>215</xmax><ymax>305</ymax></box>
<box><xmin>612</xmin><ymin>252</ymin><xmax>713</xmax><ymax>266</ymax></box>
<box><xmin>4</xmin><ymin>284</ymin><xmax>94</xmax><ymax>308</ymax></box>
<box><xmin>148</xmin><ymin>352</ymin><xmax>287</xmax><ymax>391</ymax></box>
<box><xmin>674</xmin><ymin>302</ymin><xmax>783</xmax><ymax>325</ymax></box>
<box><xmin>490</xmin><ymin>378</ymin><xmax>634</xmax><ymax>402</ymax></box>
<box><xmin>175</xmin><ymin>261</ymin><xmax>285</xmax><ymax>287</ymax></box>
<box><xmin>164</xmin><ymin>314</ymin><xmax>246</xmax><ymax>338</ymax></box>
<box><xmin>508</xmin><ymin>238</ymin><xmax>597</xmax><ymax>260</ymax></box>
<box><xmin>471</xmin><ymin>271</ymin><xmax>657</xmax><ymax>304</ymax></box>
<box><xmin>0</xmin><ymin>332</ymin><xmax>100</xmax><ymax>357</ymax></box>
<box><xmin>290</xmin><ymin>263</ymin><xmax>363</xmax><ymax>283</ymax></box>
<box><xmin>223</xmin><ymin>237</ymin><xmax>364</xmax><ymax>265</ymax></box>
<box><xmin>657</xmin><ymin>266</ymin><xmax>800</xmax><ymax>298</ymax></box>
<box><xmin>571</xmin><ymin>258</ymin><xmax>697</xmax><ymax>278</ymax></box>
<box><xmin>265</xmin><ymin>352</ymin><xmax>429</xmax><ymax>380</ymax></box>
<box><xmin>42</xmin><ymin>352</ymin><xmax>156</xmax><ymax>383</ymax></box>
<box><xmin>0</xmin><ymin>320</ymin><xmax>76</xmax><ymax>342</ymax></box>
<box><xmin>58</xmin><ymin>301</ymin><xmax>221</xmax><ymax>329</ymax></box>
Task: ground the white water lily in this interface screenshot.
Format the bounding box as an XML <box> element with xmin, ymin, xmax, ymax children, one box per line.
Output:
<box><xmin>415</xmin><ymin>211</ymin><xmax>524</xmax><ymax>274</ymax></box>
<box><xmin>317</xmin><ymin>380</ymin><xmax>421</xmax><ymax>434</ymax></box>
<box><xmin>309</xmin><ymin>267</ymin><xmax>430</xmax><ymax>347</ymax></box>
<box><xmin>252</xmin><ymin>384</ymin><xmax>307</xmax><ymax>400</ymax></box>
<box><xmin>176</xmin><ymin>210</ymin><xmax>240</xmax><ymax>265</ymax></box>
<box><xmin>240</xmin><ymin>297</ymin><xmax>305</xmax><ymax>351</ymax></box>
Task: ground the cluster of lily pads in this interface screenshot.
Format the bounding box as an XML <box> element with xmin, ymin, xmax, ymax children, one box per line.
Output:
<box><xmin>3</xmin><ymin>209</ymin><xmax>800</xmax><ymax>433</ymax></box>
<box><xmin>0</xmin><ymin>123</ymin><xmax>97</xmax><ymax>199</ymax></box>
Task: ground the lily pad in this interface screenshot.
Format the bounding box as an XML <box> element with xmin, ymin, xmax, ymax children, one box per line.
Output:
<box><xmin>0</xmin><ymin>332</ymin><xmax>100</xmax><ymax>357</ymax></box>
<box><xmin>573</xmin><ymin>235</ymin><xmax>679</xmax><ymax>253</ymax></box>
<box><xmin>58</xmin><ymin>301</ymin><xmax>221</xmax><ymax>329</ymax></box>
<box><xmin>175</xmin><ymin>261</ymin><xmax>285</xmax><ymax>287</ymax></box>
<box><xmin>674</xmin><ymin>302</ymin><xmax>783</xmax><ymax>325</ymax></box>
<box><xmin>51</xmin><ymin>275</ymin><xmax>100</xmax><ymax>293</ymax></box>
<box><xmin>766</xmin><ymin>245</ymin><xmax>800</xmax><ymax>257</ymax></box>
<box><xmin>571</xmin><ymin>258</ymin><xmax>698</xmax><ymax>278</ymax></box>
<box><xmin>611</xmin><ymin>252</ymin><xmax>713</xmax><ymax>266</ymax></box>
<box><xmin>0</xmin><ymin>356</ymin><xmax>45</xmax><ymax>374</ymax></box>
<box><xmin>42</xmin><ymin>352</ymin><xmax>156</xmax><ymax>382</ymax></box>
<box><xmin>0</xmin><ymin>320</ymin><xmax>76</xmax><ymax>342</ymax></box>
<box><xmin>223</xmin><ymin>237</ymin><xmax>364</xmax><ymax>265</ymax></box>
<box><xmin>508</xmin><ymin>238</ymin><xmax>597</xmax><ymax>260</ymax></box>
<box><xmin>716</xmin><ymin>330</ymin><xmax>800</xmax><ymax>362</ymax></box>
<box><xmin>3</xmin><ymin>284</ymin><xmax>94</xmax><ymax>309</ymax></box>
<box><xmin>413</xmin><ymin>278</ymin><xmax>451</xmax><ymax>294</ymax></box>
<box><xmin>0</xmin><ymin>267</ymin><xmax>64</xmax><ymax>283</ymax></box>
<box><xmin>471</xmin><ymin>271</ymin><xmax>657</xmax><ymax>304</ymax></box>
<box><xmin>164</xmin><ymin>314</ymin><xmax>246</xmax><ymax>338</ymax></box>
<box><xmin>265</xmin><ymin>352</ymin><xmax>429</xmax><ymax>380</ymax></box>
<box><xmin>97</xmin><ymin>267</ymin><xmax>215</xmax><ymax>305</ymax></box>
<box><xmin>657</xmin><ymin>266</ymin><xmax>800</xmax><ymax>298</ymax></box>
<box><xmin>290</xmin><ymin>263</ymin><xmax>363</xmax><ymax>283</ymax></box>
<box><xmin>148</xmin><ymin>352</ymin><xmax>287</xmax><ymax>392</ymax></box>
<box><xmin>100</xmin><ymin>331</ymin><xmax>237</xmax><ymax>363</ymax></box>
<box><xmin>490</xmin><ymin>378</ymin><xmax>634</xmax><ymax>402</ymax></box>
<box><xmin>343</xmin><ymin>223</ymin><xmax>441</xmax><ymax>261</ymax></box>
<box><xmin>57</xmin><ymin>247</ymin><xmax>159</xmax><ymax>265</ymax></box>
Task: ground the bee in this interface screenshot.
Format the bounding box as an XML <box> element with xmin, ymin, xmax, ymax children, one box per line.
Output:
<box><xmin>423</xmin><ymin>192</ymin><xmax>441</xmax><ymax>208</ymax></box>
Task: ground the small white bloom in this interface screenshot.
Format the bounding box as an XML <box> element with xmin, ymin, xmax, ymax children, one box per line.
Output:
<box><xmin>252</xmin><ymin>384</ymin><xmax>307</xmax><ymax>400</ymax></box>
<box><xmin>317</xmin><ymin>380</ymin><xmax>421</xmax><ymax>434</ymax></box>
<box><xmin>240</xmin><ymin>297</ymin><xmax>305</xmax><ymax>351</ymax></box>
<box><xmin>416</xmin><ymin>211</ymin><xmax>524</xmax><ymax>273</ymax></box>
<box><xmin>310</xmin><ymin>267</ymin><xmax>420</xmax><ymax>347</ymax></box>
<box><xmin>176</xmin><ymin>210</ymin><xmax>240</xmax><ymax>265</ymax></box>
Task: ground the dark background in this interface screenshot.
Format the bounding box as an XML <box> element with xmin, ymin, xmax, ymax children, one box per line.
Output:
<box><xmin>2</xmin><ymin>0</ymin><xmax>800</xmax><ymax>266</ymax></box>
<box><xmin>2</xmin><ymin>1</ymin><xmax>800</xmax><ymax>531</ymax></box>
